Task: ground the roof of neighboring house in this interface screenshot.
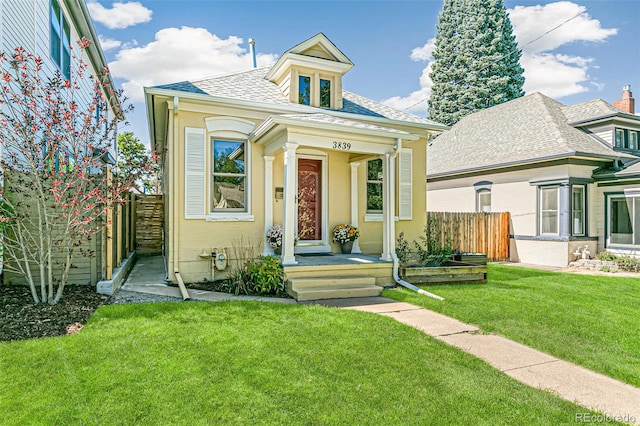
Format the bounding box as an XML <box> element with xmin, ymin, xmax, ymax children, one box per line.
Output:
<box><xmin>154</xmin><ymin>66</ymin><xmax>444</xmax><ymax>128</ymax></box>
<box><xmin>428</xmin><ymin>92</ymin><xmax>637</xmax><ymax>178</ymax></box>
<box><xmin>561</xmin><ymin>99</ymin><xmax>624</xmax><ymax>124</ymax></box>
<box><xmin>593</xmin><ymin>159</ymin><xmax>640</xmax><ymax>180</ymax></box>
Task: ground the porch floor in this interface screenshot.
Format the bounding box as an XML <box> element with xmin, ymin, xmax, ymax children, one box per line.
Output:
<box><xmin>288</xmin><ymin>253</ymin><xmax>391</xmax><ymax>267</ymax></box>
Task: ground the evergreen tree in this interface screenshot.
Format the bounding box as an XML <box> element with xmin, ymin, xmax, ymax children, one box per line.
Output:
<box><xmin>428</xmin><ymin>0</ymin><xmax>525</xmax><ymax>126</ymax></box>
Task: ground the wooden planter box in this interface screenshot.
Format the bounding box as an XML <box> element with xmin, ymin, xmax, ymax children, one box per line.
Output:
<box><xmin>453</xmin><ymin>253</ymin><xmax>487</xmax><ymax>265</ymax></box>
<box><xmin>401</xmin><ymin>260</ymin><xmax>487</xmax><ymax>285</ymax></box>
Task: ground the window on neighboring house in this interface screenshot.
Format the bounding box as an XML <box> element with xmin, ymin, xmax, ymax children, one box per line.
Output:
<box><xmin>298</xmin><ymin>75</ymin><xmax>311</xmax><ymax>105</ymax></box>
<box><xmin>50</xmin><ymin>0</ymin><xmax>71</xmax><ymax>80</ymax></box>
<box><xmin>367</xmin><ymin>158</ymin><xmax>383</xmax><ymax>213</ymax></box>
<box><xmin>212</xmin><ymin>139</ymin><xmax>246</xmax><ymax>211</ymax></box>
<box><xmin>608</xmin><ymin>195</ymin><xmax>639</xmax><ymax>247</ymax></box>
<box><xmin>320</xmin><ymin>79</ymin><xmax>331</xmax><ymax>108</ymax></box>
<box><xmin>572</xmin><ymin>185</ymin><xmax>585</xmax><ymax>236</ymax></box>
<box><xmin>539</xmin><ymin>186</ymin><xmax>559</xmax><ymax>235</ymax></box>
<box><xmin>615</xmin><ymin>128</ymin><xmax>640</xmax><ymax>150</ymax></box>
<box><xmin>477</xmin><ymin>189</ymin><xmax>491</xmax><ymax>213</ymax></box>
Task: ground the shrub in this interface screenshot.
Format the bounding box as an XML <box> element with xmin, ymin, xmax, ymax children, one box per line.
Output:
<box><xmin>596</xmin><ymin>251</ymin><xmax>618</xmax><ymax>261</ymax></box>
<box><xmin>247</xmin><ymin>255</ymin><xmax>285</xmax><ymax>295</ymax></box>
<box><xmin>226</xmin><ymin>238</ymin><xmax>259</xmax><ymax>295</ymax></box>
<box><xmin>396</xmin><ymin>232</ymin><xmax>412</xmax><ymax>265</ymax></box>
<box><xmin>615</xmin><ymin>255</ymin><xmax>640</xmax><ymax>273</ymax></box>
<box><xmin>413</xmin><ymin>218</ymin><xmax>453</xmax><ymax>266</ymax></box>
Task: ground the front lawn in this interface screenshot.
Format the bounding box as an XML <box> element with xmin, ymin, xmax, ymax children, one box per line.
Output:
<box><xmin>383</xmin><ymin>264</ymin><xmax>640</xmax><ymax>388</ymax></box>
<box><xmin>0</xmin><ymin>301</ymin><xmax>595</xmax><ymax>424</ymax></box>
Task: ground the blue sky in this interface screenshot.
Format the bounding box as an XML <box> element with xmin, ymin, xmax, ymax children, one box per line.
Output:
<box><xmin>86</xmin><ymin>0</ymin><xmax>640</xmax><ymax>148</ymax></box>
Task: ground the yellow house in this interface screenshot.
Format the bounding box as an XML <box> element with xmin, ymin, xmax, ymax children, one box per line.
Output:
<box><xmin>144</xmin><ymin>33</ymin><xmax>446</xmax><ymax>300</ymax></box>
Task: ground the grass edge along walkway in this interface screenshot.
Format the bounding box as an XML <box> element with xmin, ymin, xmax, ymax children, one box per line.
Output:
<box><xmin>0</xmin><ymin>301</ymin><xmax>609</xmax><ymax>425</ymax></box>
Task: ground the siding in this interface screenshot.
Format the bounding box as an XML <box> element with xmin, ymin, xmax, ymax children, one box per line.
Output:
<box><xmin>588</xmin><ymin>124</ymin><xmax>614</xmax><ymax>147</ymax></box>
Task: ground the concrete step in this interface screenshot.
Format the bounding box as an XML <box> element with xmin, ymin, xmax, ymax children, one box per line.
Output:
<box><xmin>290</xmin><ymin>284</ymin><xmax>382</xmax><ymax>302</ymax></box>
<box><xmin>289</xmin><ymin>276</ymin><xmax>377</xmax><ymax>289</ymax></box>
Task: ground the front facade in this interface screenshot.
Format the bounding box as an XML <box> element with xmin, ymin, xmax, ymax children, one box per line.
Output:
<box><xmin>428</xmin><ymin>89</ymin><xmax>640</xmax><ymax>267</ymax></box>
<box><xmin>145</xmin><ymin>34</ymin><xmax>446</xmax><ymax>287</ymax></box>
<box><xmin>0</xmin><ymin>0</ymin><xmax>122</xmax><ymax>285</ymax></box>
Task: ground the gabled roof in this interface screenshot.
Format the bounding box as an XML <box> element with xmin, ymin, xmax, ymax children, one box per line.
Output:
<box><xmin>428</xmin><ymin>92</ymin><xmax>636</xmax><ymax>178</ymax></box>
<box><xmin>265</xmin><ymin>32</ymin><xmax>353</xmax><ymax>82</ymax></box>
<box><xmin>153</xmin><ymin>66</ymin><xmax>444</xmax><ymax>128</ymax></box>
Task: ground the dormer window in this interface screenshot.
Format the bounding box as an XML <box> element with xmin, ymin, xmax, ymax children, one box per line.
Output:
<box><xmin>299</xmin><ymin>75</ymin><xmax>311</xmax><ymax>105</ymax></box>
<box><xmin>265</xmin><ymin>33</ymin><xmax>353</xmax><ymax>110</ymax></box>
<box><xmin>320</xmin><ymin>79</ymin><xmax>331</xmax><ymax>108</ymax></box>
<box><xmin>615</xmin><ymin>128</ymin><xmax>640</xmax><ymax>150</ymax></box>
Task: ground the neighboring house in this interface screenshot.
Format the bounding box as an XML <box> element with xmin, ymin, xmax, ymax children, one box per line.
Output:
<box><xmin>144</xmin><ymin>33</ymin><xmax>447</xmax><ymax>296</ymax></box>
<box><xmin>0</xmin><ymin>0</ymin><xmax>123</xmax><ymax>286</ymax></box>
<box><xmin>427</xmin><ymin>87</ymin><xmax>640</xmax><ymax>267</ymax></box>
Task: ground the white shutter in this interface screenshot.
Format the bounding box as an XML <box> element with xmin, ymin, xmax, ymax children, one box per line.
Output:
<box><xmin>184</xmin><ymin>127</ymin><xmax>206</xmax><ymax>219</ymax></box>
<box><xmin>398</xmin><ymin>148</ymin><xmax>412</xmax><ymax>220</ymax></box>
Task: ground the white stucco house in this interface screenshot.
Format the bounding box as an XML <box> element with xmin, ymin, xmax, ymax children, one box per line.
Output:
<box><xmin>427</xmin><ymin>87</ymin><xmax>640</xmax><ymax>267</ymax></box>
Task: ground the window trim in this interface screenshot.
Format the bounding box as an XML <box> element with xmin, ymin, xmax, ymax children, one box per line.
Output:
<box><xmin>538</xmin><ymin>185</ymin><xmax>560</xmax><ymax>236</ymax></box>
<box><xmin>571</xmin><ymin>184</ymin><xmax>586</xmax><ymax>236</ymax></box>
<box><xmin>606</xmin><ymin>192</ymin><xmax>638</xmax><ymax>249</ymax></box>
<box><xmin>50</xmin><ymin>0</ymin><xmax>71</xmax><ymax>79</ymax></box>
<box><xmin>210</xmin><ymin>138</ymin><xmax>249</xmax><ymax>213</ymax></box>
<box><xmin>476</xmin><ymin>189</ymin><xmax>491</xmax><ymax>213</ymax></box>
<box><xmin>366</xmin><ymin>158</ymin><xmax>383</xmax><ymax>214</ymax></box>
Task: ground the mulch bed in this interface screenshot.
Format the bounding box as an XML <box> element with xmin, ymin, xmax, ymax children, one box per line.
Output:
<box><xmin>0</xmin><ymin>285</ymin><xmax>109</xmax><ymax>342</ymax></box>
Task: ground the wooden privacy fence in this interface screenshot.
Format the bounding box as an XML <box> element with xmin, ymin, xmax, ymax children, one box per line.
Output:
<box><xmin>135</xmin><ymin>194</ymin><xmax>164</xmax><ymax>255</ymax></box>
<box><xmin>426</xmin><ymin>211</ymin><xmax>511</xmax><ymax>261</ymax></box>
<box><xmin>104</xmin><ymin>189</ymin><xmax>136</xmax><ymax>280</ymax></box>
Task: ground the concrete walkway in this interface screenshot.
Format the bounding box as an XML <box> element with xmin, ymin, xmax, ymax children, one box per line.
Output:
<box><xmin>120</xmin><ymin>258</ymin><xmax>639</xmax><ymax>423</ymax></box>
<box><xmin>313</xmin><ymin>297</ymin><xmax>640</xmax><ymax>424</ymax></box>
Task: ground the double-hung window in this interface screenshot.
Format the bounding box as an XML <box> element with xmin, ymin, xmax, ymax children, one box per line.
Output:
<box><xmin>50</xmin><ymin>0</ymin><xmax>71</xmax><ymax>80</ymax></box>
<box><xmin>572</xmin><ymin>185</ymin><xmax>586</xmax><ymax>236</ymax></box>
<box><xmin>212</xmin><ymin>139</ymin><xmax>246</xmax><ymax>211</ymax></box>
<box><xmin>539</xmin><ymin>186</ymin><xmax>559</xmax><ymax>235</ymax></box>
<box><xmin>477</xmin><ymin>189</ymin><xmax>491</xmax><ymax>213</ymax></box>
<box><xmin>298</xmin><ymin>75</ymin><xmax>311</xmax><ymax>105</ymax></box>
<box><xmin>366</xmin><ymin>158</ymin><xmax>383</xmax><ymax>213</ymax></box>
<box><xmin>607</xmin><ymin>194</ymin><xmax>639</xmax><ymax>248</ymax></box>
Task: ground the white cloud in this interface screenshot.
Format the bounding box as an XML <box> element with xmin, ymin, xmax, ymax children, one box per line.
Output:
<box><xmin>509</xmin><ymin>1</ymin><xmax>617</xmax><ymax>53</ymax></box>
<box><xmin>109</xmin><ymin>27</ymin><xmax>278</xmax><ymax>102</ymax></box>
<box><xmin>383</xmin><ymin>1</ymin><xmax>618</xmax><ymax>112</ymax></box>
<box><xmin>87</xmin><ymin>1</ymin><xmax>152</xmax><ymax>29</ymax></box>
<box><xmin>98</xmin><ymin>35</ymin><xmax>121</xmax><ymax>51</ymax></box>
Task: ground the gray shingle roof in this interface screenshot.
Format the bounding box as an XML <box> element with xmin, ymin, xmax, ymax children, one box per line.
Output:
<box><xmin>428</xmin><ymin>92</ymin><xmax>635</xmax><ymax>177</ymax></box>
<box><xmin>154</xmin><ymin>66</ymin><xmax>443</xmax><ymax>127</ymax></box>
<box><xmin>562</xmin><ymin>99</ymin><xmax>626</xmax><ymax>124</ymax></box>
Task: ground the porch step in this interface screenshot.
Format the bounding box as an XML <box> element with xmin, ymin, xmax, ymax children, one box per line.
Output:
<box><xmin>287</xmin><ymin>276</ymin><xmax>381</xmax><ymax>301</ymax></box>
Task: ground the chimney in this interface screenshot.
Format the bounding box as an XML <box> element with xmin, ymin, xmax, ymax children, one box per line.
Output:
<box><xmin>249</xmin><ymin>38</ymin><xmax>257</xmax><ymax>69</ymax></box>
<box><xmin>613</xmin><ymin>84</ymin><xmax>635</xmax><ymax>114</ymax></box>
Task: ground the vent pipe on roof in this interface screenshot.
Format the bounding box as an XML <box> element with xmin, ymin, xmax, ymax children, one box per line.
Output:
<box><xmin>249</xmin><ymin>38</ymin><xmax>257</xmax><ymax>69</ymax></box>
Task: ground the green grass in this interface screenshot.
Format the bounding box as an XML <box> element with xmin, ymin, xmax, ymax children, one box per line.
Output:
<box><xmin>383</xmin><ymin>264</ymin><xmax>640</xmax><ymax>388</ymax></box>
<box><xmin>0</xmin><ymin>301</ymin><xmax>598</xmax><ymax>425</ymax></box>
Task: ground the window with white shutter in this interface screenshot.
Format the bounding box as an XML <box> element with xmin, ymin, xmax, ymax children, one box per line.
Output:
<box><xmin>184</xmin><ymin>127</ymin><xmax>206</xmax><ymax>219</ymax></box>
<box><xmin>398</xmin><ymin>148</ymin><xmax>412</xmax><ymax>220</ymax></box>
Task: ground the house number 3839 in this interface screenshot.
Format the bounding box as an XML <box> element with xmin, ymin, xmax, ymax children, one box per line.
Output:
<box><xmin>332</xmin><ymin>141</ymin><xmax>351</xmax><ymax>150</ymax></box>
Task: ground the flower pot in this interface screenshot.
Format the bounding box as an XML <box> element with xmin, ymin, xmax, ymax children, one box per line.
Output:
<box><xmin>274</xmin><ymin>247</ymin><xmax>282</xmax><ymax>255</ymax></box>
<box><xmin>340</xmin><ymin>241</ymin><xmax>354</xmax><ymax>254</ymax></box>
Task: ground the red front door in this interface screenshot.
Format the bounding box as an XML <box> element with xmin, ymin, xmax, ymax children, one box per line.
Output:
<box><xmin>297</xmin><ymin>159</ymin><xmax>322</xmax><ymax>241</ymax></box>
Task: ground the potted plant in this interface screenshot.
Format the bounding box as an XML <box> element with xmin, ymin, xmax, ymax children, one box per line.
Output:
<box><xmin>266</xmin><ymin>224</ymin><xmax>283</xmax><ymax>254</ymax></box>
<box><xmin>332</xmin><ymin>224</ymin><xmax>360</xmax><ymax>254</ymax></box>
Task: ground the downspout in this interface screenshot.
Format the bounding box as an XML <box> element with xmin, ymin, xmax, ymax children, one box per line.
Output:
<box><xmin>172</xmin><ymin>96</ymin><xmax>180</xmax><ymax>282</ymax></box>
<box><xmin>390</xmin><ymin>138</ymin><xmax>444</xmax><ymax>301</ymax></box>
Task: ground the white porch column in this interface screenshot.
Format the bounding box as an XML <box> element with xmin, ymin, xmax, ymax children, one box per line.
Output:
<box><xmin>282</xmin><ymin>142</ymin><xmax>298</xmax><ymax>265</ymax></box>
<box><xmin>263</xmin><ymin>156</ymin><xmax>275</xmax><ymax>255</ymax></box>
<box><xmin>380</xmin><ymin>153</ymin><xmax>393</xmax><ymax>261</ymax></box>
<box><xmin>350</xmin><ymin>162</ymin><xmax>361</xmax><ymax>254</ymax></box>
